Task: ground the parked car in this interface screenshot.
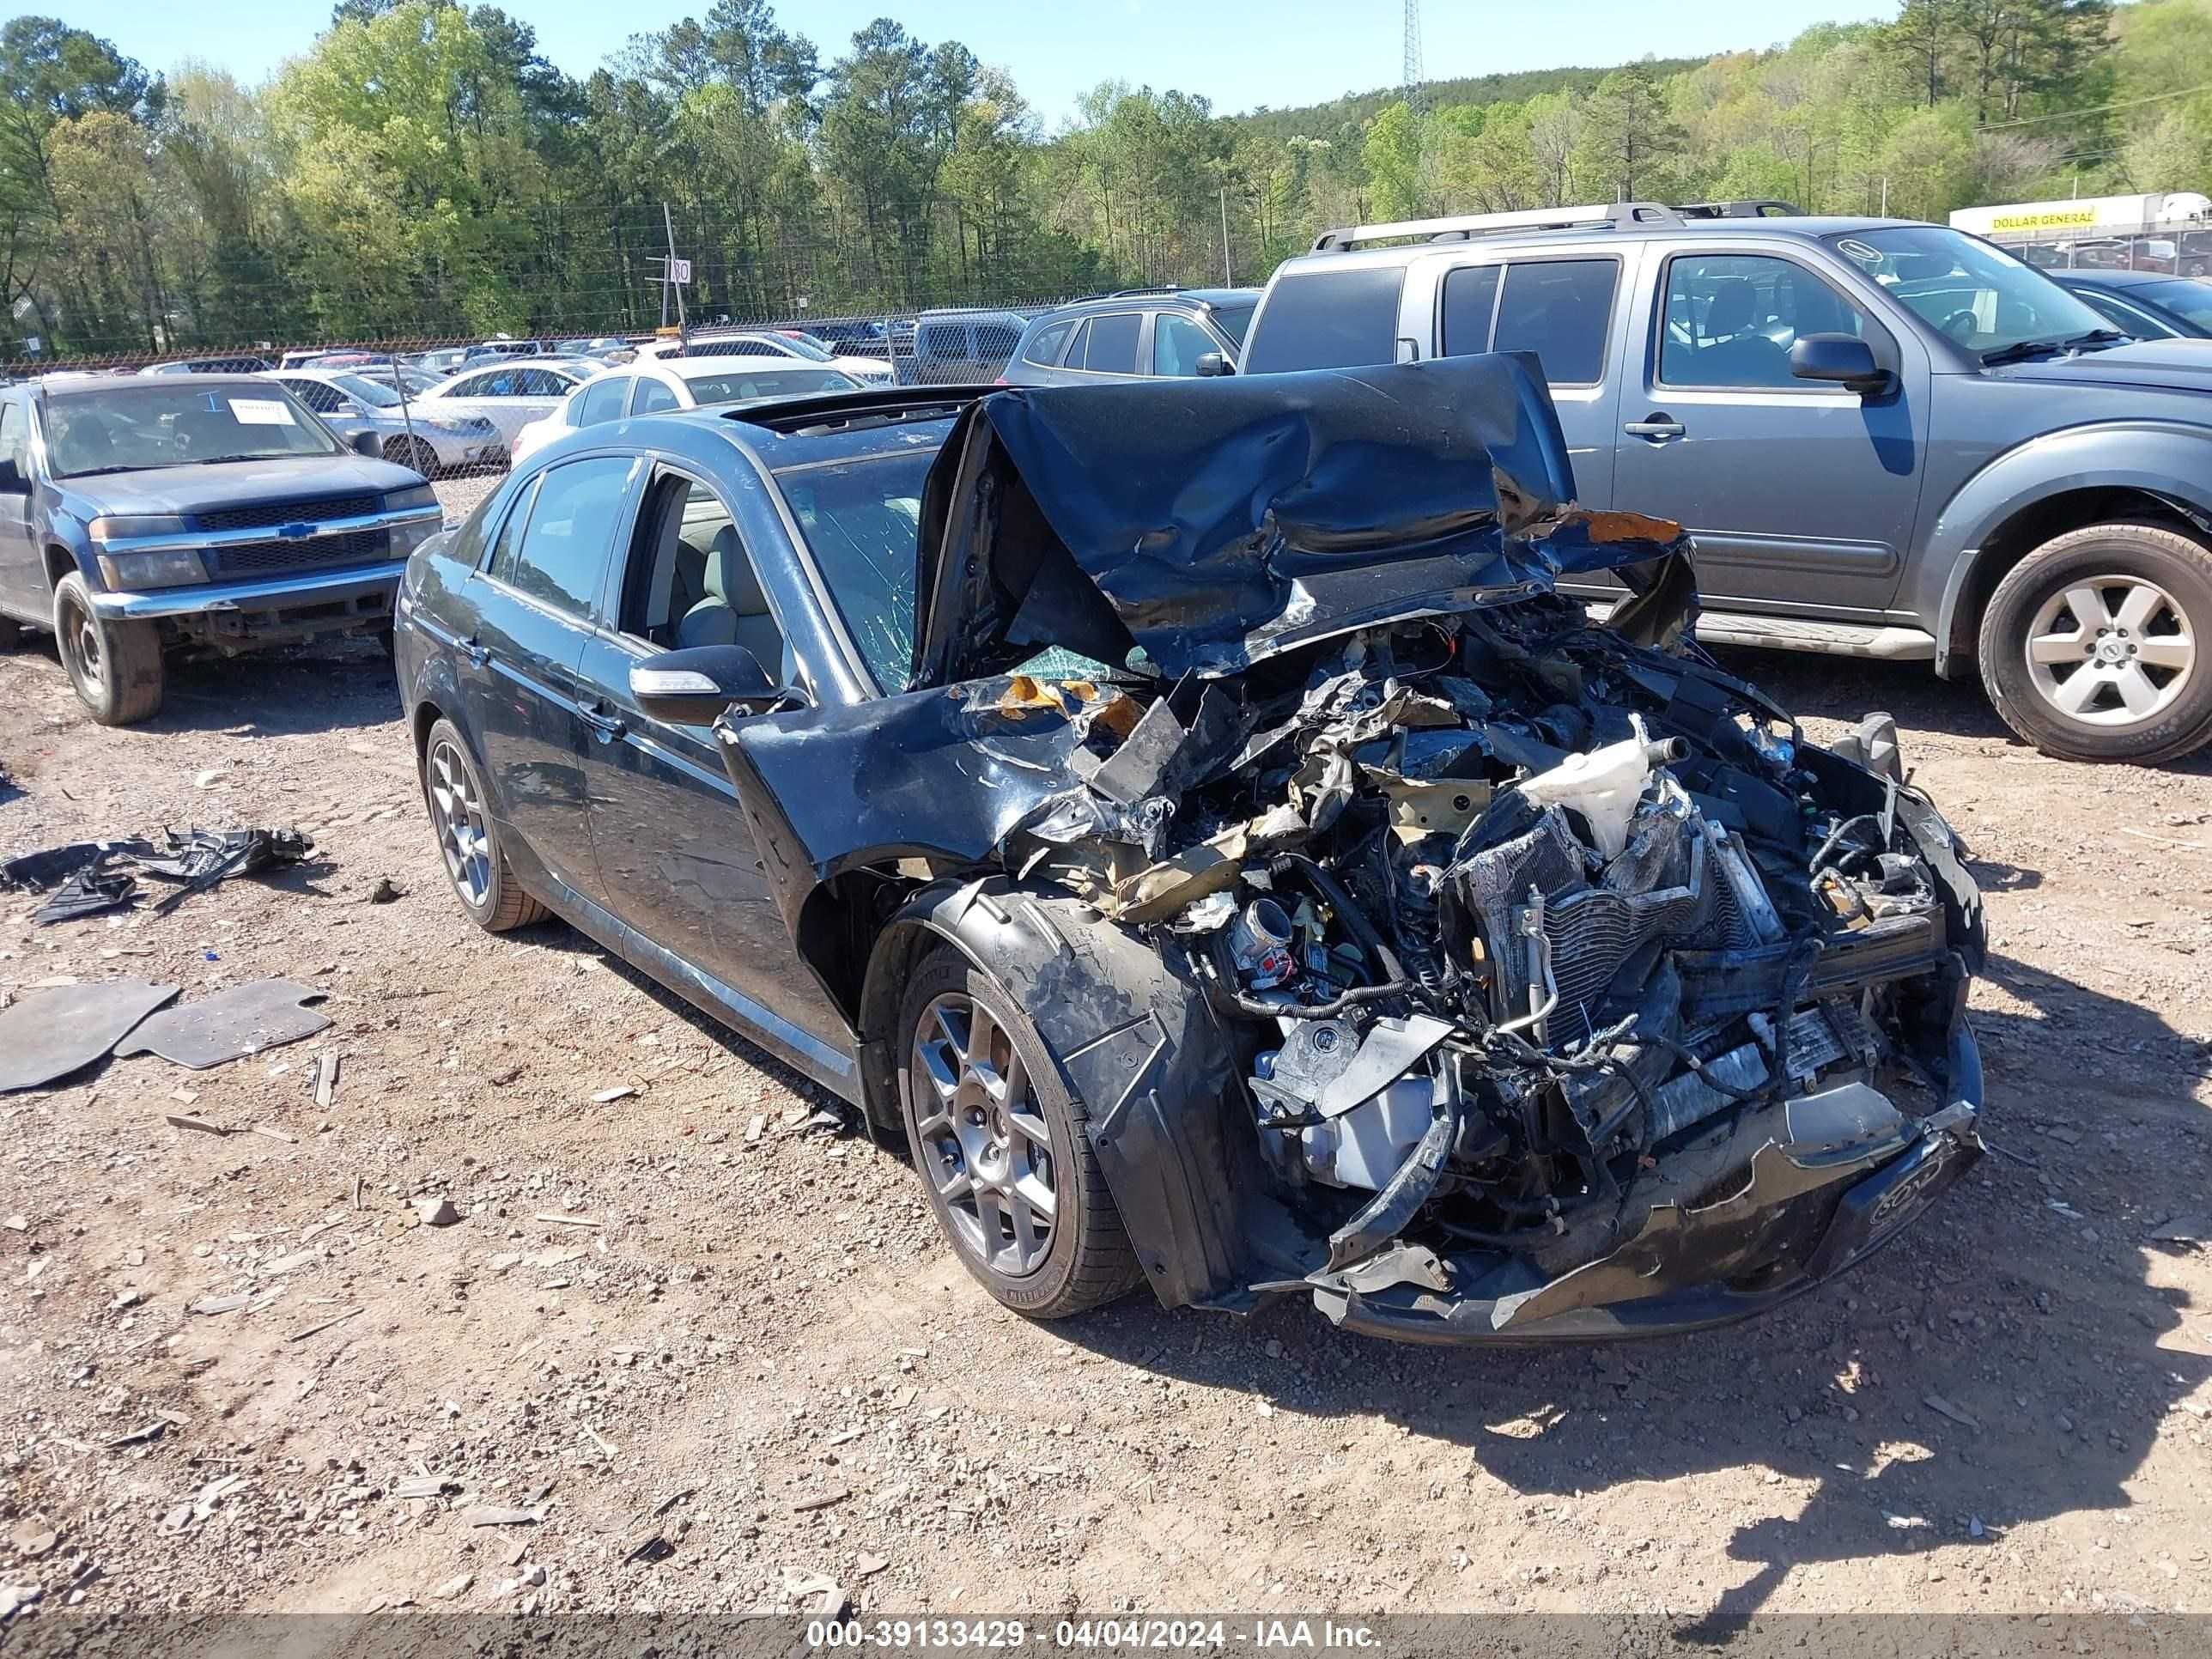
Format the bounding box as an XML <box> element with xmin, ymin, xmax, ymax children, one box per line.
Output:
<box><xmin>552</xmin><ymin>336</ymin><xmax>633</xmax><ymax>360</ymax></box>
<box><xmin>0</xmin><ymin>374</ymin><xmax>440</xmax><ymax>723</ymax></box>
<box><xmin>409</xmin><ymin>347</ymin><xmax>471</xmax><ymax>377</ymax></box>
<box><xmin>508</xmin><ymin>358</ymin><xmax>862</xmax><ymax>465</ymax></box>
<box><xmin>461</xmin><ymin>338</ymin><xmax>545</xmax><ymax>366</ymax></box>
<box><xmin>900</xmin><ymin>308</ymin><xmax>1029</xmax><ymax>384</ymax></box>
<box><xmin>1240</xmin><ymin>200</ymin><xmax>2212</xmax><ymax>764</ymax></box>
<box><xmin>635</xmin><ymin>327</ymin><xmax>893</xmax><ymax>385</ymax></box>
<box><xmin>2048</xmin><ymin>267</ymin><xmax>2212</xmax><ymax>339</ymax></box>
<box><xmin>262</xmin><ymin>368</ymin><xmax>504</xmax><ymax>475</ymax></box>
<box><xmin>353</xmin><ymin>363</ymin><xmax>451</xmax><ymax>398</ymax></box>
<box><xmin>140</xmin><ymin>354</ymin><xmax>276</xmax><ymax>375</ymax></box>
<box><xmin>410</xmin><ymin>359</ymin><xmax>595</xmax><ymax>448</ymax></box>
<box><xmin>1001</xmin><ymin>287</ymin><xmax>1261</xmax><ymax>386</ymax></box>
<box><xmin>392</xmin><ymin>364</ymin><xmax>1984</xmax><ymax>1345</ymax></box>
<box><xmin>805</xmin><ymin>318</ymin><xmax>896</xmax><ymax>355</ymax></box>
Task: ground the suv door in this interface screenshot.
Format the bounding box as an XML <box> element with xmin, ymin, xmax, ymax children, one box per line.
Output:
<box><xmin>1426</xmin><ymin>252</ymin><xmax>1632</xmax><ymax>507</ymax></box>
<box><xmin>1611</xmin><ymin>246</ymin><xmax>1929</xmax><ymax>614</ymax></box>
<box><xmin>460</xmin><ymin>453</ymin><xmax>644</xmax><ymax>908</ymax></box>
<box><xmin>572</xmin><ymin>465</ymin><xmax>851</xmax><ymax>1063</ymax></box>
<box><xmin>0</xmin><ymin>399</ymin><xmax>40</xmax><ymax>619</ymax></box>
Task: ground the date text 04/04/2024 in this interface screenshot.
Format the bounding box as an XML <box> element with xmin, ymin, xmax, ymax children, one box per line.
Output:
<box><xmin>805</xmin><ymin>1620</ymin><xmax>1382</xmax><ymax>1650</ymax></box>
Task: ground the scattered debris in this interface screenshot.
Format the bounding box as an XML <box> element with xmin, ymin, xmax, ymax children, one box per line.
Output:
<box><xmin>137</xmin><ymin>825</ymin><xmax>315</xmax><ymax>916</ymax></box>
<box><xmin>854</xmin><ymin>1553</ymin><xmax>889</xmax><ymax>1578</ymax></box>
<box><xmin>1885</xmin><ymin>1513</ymin><xmax>1931</xmax><ymax>1531</ymax></box>
<box><xmin>0</xmin><ymin>980</ymin><xmax>179</xmax><ymax>1094</ymax></box>
<box><xmin>9</xmin><ymin>1521</ymin><xmax>56</xmax><ymax>1559</ymax></box>
<box><xmin>3</xmin><ymin>1216</ymin><xmax>24</xmax><ymax>1232</ymax></box>
<box><xmin>258</xmin><ymin>1250</ymin><xmax>319</xmax><ymax>1276</ymax></box>
<box><xmin>536</xmin><ymin>1212</ymin><xmax>603</xmax><ymax>1228</ymax></box>
<box><xmin>430</xmin><ymin>1572</ymin><xmax>472</xmax><ymax>1601</ymax></box>
<box><xmin>783</xmin><ymin>1571</ymin><xmax>848</xmax><ymax>1617</ymax></box>
<box><xmin>2150</xmin><ymin>1215</ymin><xmax>2209</xmax><ymax>1243</ymax></box>
<box><xmin>624</xmin><ymin>1535</ymin><xmax>675</xmax><ymax>1565</ymax></box>
<box><xmin>190</xmin><ymin>1292</ymin><xmax>253</xmax><ymax>1316</ymax></box>
<box><xmin>392</xmin><ymin>1477</ymin><xmax>453</xmax><ymax>1500</ymax></box>
<box><xmin>1922</xmin><ymin>1393</ymin><xmax>1982</xmax><ymax>1431</ymax></box>
<box><xmin>463</xmin><ymin>1506</ymin><xmax>540</xmax><ymax>1528</ymax></box>
<box><xmin>366</xmin><ymin>877</ymin><xmax>404</xmax><ymax>904</ymax></box>
<box><xmin>414</xmin><ymin>1195</ymin><xmax>461</xmax><ymax>1226</ymax></box>
<box><xmin>287</xmin><ymin>1306</ymin><xmax>362</xmax><ymax>1342</ymax></box>
<box><xmin>31</xmin><ymin>861</ymin><xmax>138</xmax><ymax>925</ymax></box>
<box><xmin>116</xmin><ymin>979</ymin><xmax>331</xmax><ymax>1071</ymax></box>
<box><xmin>581</xmin><ymin>1424</ymin><xmax>618</xmax><ymax>1456</ymax></box>
<box><xmin>592</xmin><ymin>1085</ymin><xmax>638</xmax><ymax>1103</ymax></box>
<box><xmin>315</xmin><ymin>1052</ymin><xmax>342</xmax><ymax>1108</ymax></box>
<box><xmin>792</xmin><ymin>1488</ymin><xmax>851</xmax><ymax>1513</ymax></box>
<box><xmin>166</xmin><ymin>1114</ymin><xmax>232</xmax><ymax>1137</ymax></box>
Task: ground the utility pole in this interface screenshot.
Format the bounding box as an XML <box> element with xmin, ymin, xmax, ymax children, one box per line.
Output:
<box><xmin>662</xmin><ymin>204</ymin><xmax>688</xmax><ymax>351</ymax></box>
<box><xmin>1403</xmin><ymin>0</ymin><xmax>1424</xmax><ymax>111</ymax></box>
<box><xmin>1219</xmin><ymin>187</ymin><xmax>1234</xmax><ymax>286</ymax></box>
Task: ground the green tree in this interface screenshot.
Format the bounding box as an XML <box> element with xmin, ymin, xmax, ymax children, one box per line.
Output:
<box><xmin>1572</xmin><ymin>68</ymin><xmax>1684</xmax><ymax>201</ymax></box>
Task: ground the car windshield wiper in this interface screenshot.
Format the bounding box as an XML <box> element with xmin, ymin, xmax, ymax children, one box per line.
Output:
<box><xmin>186</xmin><ymin>453</ymin><xmax>300</xmax><ymax>465</ymax></box>
<box><xmin>2060</xmin><ymin>328</ymin><xmax>2130</xmax><ymax>351</ymax></box>
<box><xmin>1979</xmin><ymin>337</ymin><xmax>2069</xmax><ymax>367</ymax></box>
<box><xmin>58</xmin><ymin>463</ymin><xmax>180</xmax><ymax>478</ymax></box>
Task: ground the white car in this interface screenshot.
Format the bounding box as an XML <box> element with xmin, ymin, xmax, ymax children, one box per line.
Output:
<box><xmin>260</xmin><ymin>369</ymin><xmax>503</xmax><ymax>474</ymax></box>
<box><xmin>410</xmin><ymin>358</ymin><xmax>598</xmax><ymax>449</ymax></box>
<box><xmin>509</xmin><ymin>358</ymin><xmax>865</xmax><ymax>464</ymax></box>
<box><xmin>633</xmin><ymin>327</ymin><xmax>893</xmax><ymax>384</ymax></box>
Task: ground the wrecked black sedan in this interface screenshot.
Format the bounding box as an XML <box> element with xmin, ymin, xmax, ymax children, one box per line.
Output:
<box><xmin>392</xmin><ymin>358</ymin><xmax>1984</xmax><ymax>1344</ymax></box>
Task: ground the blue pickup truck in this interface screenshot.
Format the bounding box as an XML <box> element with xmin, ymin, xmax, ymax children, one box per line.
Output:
<box><xmin>1240</xmin><ymin>202</ymin><xmax>2212</xmax><ymax>764</ymax></box>
<box><xmin>0</xmin><ymin>374</ymin><xmax>442</xmax><ymax>724</ymax></box>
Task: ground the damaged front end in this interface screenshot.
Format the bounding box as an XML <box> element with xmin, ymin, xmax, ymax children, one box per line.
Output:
<box><xmin>714</xmin><ymin>357</ymin><xmax>1986</xmax><ymax>1344</ymax></box>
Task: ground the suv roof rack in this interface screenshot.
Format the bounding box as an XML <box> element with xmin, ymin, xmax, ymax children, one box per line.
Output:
<box><xmin>720</xmin><ymin>384</ymin><xmax>991</xmax><ymax>437</ymax></box>
<box><xmin>1309</xmin><ymin>198</ymin><xmax>1802</xmax><ymax>252</ymax></box>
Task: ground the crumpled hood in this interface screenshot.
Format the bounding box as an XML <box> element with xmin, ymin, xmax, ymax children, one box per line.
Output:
<box><xmin>55</xmin><ymin>453</ymin><xmax>421</xmax><ymax>517</ymax></box>
<box><xmin>912</xmin><ymin>355</ymin><xmax>1690</xmax><ymax>686</ymax></box>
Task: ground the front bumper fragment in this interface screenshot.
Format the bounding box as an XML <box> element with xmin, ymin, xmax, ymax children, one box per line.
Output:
<box><xmin>86</xmin><ymin>564</ymin><xmax>404</xmax><ymax>623</ymax></box>
<box><xmin>1307</xmin><ymin>1023</ymin><xmax>1984</xmax><ymax>1346</ymax></box>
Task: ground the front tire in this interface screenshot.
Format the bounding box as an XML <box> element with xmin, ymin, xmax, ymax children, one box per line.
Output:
<box><xmin>54</xmin><ymin>571</ymin><xmax>163</xmax><ymax>726</ymax></box>
<box><xmin>383</xmin><ymin>434</ymin><xmax>439</xmax><ymax>478</ymax></box>
<box><xmin>1978</xmin><ymin>522</ymin><xmax>2212</xmax><ymax>764</ymax></box>
<box><xmin>896</xmin><ymin>946</ymin><xmax>1141</xmax><ymax>1320</ymax></box>
<box><xmin>417</xmin><ymin>717</ymin><xmax>547</xmax><ymax>932</ymax></box>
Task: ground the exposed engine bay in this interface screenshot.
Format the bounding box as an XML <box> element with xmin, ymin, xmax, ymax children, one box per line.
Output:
<box><xmin>988</xmin><ymin>595</ymin><xmax>1983</xmax><ymax>1337</ymax></box>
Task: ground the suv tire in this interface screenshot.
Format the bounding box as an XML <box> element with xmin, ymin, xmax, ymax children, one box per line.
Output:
<box><xmin>1978</xmin><ymin>521</ymin><xmax>2212</xmax><ymax>764</ymax></box>
<box><xmin>895</xmin><ymin>945</ymin><xmax>1142</xmax><ymax>1320</ymax></box>
<box><xmin>53</xmin><ymin>572</ymin><xmax>164</xmax><ymax>726</ymax></box>
<box><xmin>417</xmin><ymin>718</ymin><xmax>548</xmax><ymax>932</ymax></box>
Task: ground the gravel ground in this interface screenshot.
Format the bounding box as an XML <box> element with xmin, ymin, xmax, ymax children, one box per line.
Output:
<box><xmin>2</xmin><ymin>532</ymin><xmax>2210</xmax><ymax>1636</ymax></box>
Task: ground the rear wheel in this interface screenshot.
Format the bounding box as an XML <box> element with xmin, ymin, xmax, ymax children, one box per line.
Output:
<box><xmin>1978</xmin><ymin>522</ymin><xmax>2212</xmax><ymax>764</ymax></box>
<box><xmin>418</xmin><ymin>718</ymin><xmax>546</xmax><ymax>931</ymax></box>
<box><xmin>896</xmin><ymin>946</ymin><xmax>1140</xmax><ymax>1320</ymax></box>
<box><xmin>53</xmin><ymin>572</ymin><xmax>163</xmax><ymax>726</ymax></box>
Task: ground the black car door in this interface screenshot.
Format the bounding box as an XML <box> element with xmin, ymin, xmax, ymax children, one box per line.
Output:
<box><xmin>572</xmin><ymin>461</ymin><xmax>854</xmax><ymax>1073</ymax></box>
<box><xmin>458</xmin><ymin>452</ymin><xmax>643</xmax><ymax>910</ymax></box>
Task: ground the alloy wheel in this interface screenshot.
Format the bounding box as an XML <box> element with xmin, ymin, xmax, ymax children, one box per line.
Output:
<box><xmin>425</xmin><ymin>738</ymin><xmax>492</xmax><ymax>906</ymax></box>
<box><xmin>62</xmin><ymin>589</ymin><xmax>103</xmax><ymax>695</ymax></box>
<box><xmin>910</xmin><ymin>991</ymin><xmax>1058</xmax><ymax>1276</ymax></box>
<box><xmin>2024</xmin><ymin>574</ymin><xmax>2195</xmax><ymax>726</ymax></box>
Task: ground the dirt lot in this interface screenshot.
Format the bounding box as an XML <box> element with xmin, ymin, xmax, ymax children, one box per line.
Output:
<box><xmin>3</xmin><ymin>561</ymin><xmax>2211</xmax><ymax>1635</ymax></box>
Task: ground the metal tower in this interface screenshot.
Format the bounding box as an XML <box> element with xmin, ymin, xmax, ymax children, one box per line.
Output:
<box><xmin>1403</xmin><ymin>0</ymin><xmax>1424</xmax><ymax>105</ymax></box>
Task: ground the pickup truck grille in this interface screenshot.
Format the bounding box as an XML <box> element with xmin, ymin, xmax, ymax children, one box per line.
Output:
<box><xmin>192</xmin><ymin>495</ymin><xmax>380</xmax><ymax>533</ymax></box>
<box><xmin>204</xmin><ymin>528</ymin><xmax>390</xmax><ymax>578</ymax></box>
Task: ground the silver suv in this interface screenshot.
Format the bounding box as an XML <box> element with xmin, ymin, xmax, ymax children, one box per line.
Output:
<box><xmin>1241</xmin><ymin>200</ymin><xmax>2212</xmax><ymax>764</ymax></box>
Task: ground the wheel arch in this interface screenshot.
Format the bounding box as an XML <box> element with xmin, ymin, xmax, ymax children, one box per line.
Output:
<box><xmin>1927</xmin><ymin>425</ymin><xmax>2212</xmax><ymax>676</ymax></box>
<box><xmin>850</xmin><ymin>876</ymin><xmax>1261</xmax><ymax>1310</ymax></box>
<box><xmin>45</xmin><ymin>543</ymin><xmax>81</xmax><ymax>592</ymax></box>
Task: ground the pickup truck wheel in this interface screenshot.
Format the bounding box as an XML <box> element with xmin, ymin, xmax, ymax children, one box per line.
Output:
<box><xmin>1978</xmin><ymin>523</ymin><xmax>2212</xmax><ymax>764</ymax></box>
<box><xmin>53</xmin><ymin>572</ymin><xmax>164</xmax><ymax>726</ymax></box>
<box><xmin>418</xmin><ymin>718</ymin><xmax>548</xmax><ymax>932</ymax></box>
<box><xmin>896</xmin><ymin>946</ymin><xmax>1142</xmax><ymax>1320</ymax></box>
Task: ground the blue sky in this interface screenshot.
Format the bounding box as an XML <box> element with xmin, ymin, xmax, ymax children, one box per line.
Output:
<box><xmin>56</xmin><ymin>0</ymin><xmax>1899</xmax><ymax>124</ymax></box>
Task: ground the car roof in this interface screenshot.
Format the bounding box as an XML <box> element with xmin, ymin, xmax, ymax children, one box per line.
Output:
<box><xmin>2049</xmin><ymin>266</ymin><xmax>2171</xmax><ymax>289</ymax></box>
<box><xmin>653</xmin><ymin>356</ymin><xmax>852</xmax><ymax>383</ymax></box>
<box><xmin>46</xmin><ymin>372</ymin><xmax>274</xmax><ymax>396</ymax></box>
<box><xmin>1273</xmin><ymin>214</ymin><xmax>1935</xmax><ymax>276</ymax></box>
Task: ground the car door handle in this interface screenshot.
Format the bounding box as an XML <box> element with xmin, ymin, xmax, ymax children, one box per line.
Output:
<box><xmin>580</xmin><ymin>699</ymin><xmax>627</xmax><ymax>742</ymax></box>
<box><xmin>458</xmin><ymin>633</ymin><xmax>489</xmax><ymax>668</ymax></box>
<box><xmin>1624</xmin><ymin>416</ymin><xmax>1686</xmax><ymax>441</ymax></box>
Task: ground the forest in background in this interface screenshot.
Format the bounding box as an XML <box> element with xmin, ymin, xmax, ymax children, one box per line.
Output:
<box><xmin>2</xmin><ymin>0</ymin><xmax>2208</xmax><ymax>358</ymax></box>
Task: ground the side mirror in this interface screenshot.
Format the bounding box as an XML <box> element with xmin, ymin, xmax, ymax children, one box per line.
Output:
<box><xmin>1194</xmin><ymin>350</ymin><xmax>1234</xmax><ymax>377</ymax></box>
<box><xmin>1790</xmin><ymin>333</ymin><xmax>1890</xmax><ymax>392</ymax></box>
<box><xmin>349</xmin><ymin>430</ymin><xmax>382</xmax><ymax>458</ymax></box>
<box><xmin>629</xmin><ymin>644</ymin><xmax>791</xmax><ymax>726</ymax></box>
<box><xmin>0</xmin><ymin>457</ymin><xmax>27</xmax><ymax>495</ymax></box>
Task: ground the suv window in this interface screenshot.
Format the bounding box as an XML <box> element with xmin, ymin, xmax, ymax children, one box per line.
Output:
<box><xmin>920</xmin><ymin>323</ymin><xmax>966</xmax><ymax>358</ymax></box>
<box><xmin>574</xmin><ymin>375</ymin><xmax>629</xmax><ymax>425</ymax></box>
<box><xmin>1659</xmin><ymin>253</ymin><xmax>1875</xmax><ymax>390</ymax></box>
<box><xmin>1024</xmin><ymin>319</ymin><xmax>1073</xmax><ymax>367</ymax></box>
<box><xmin>1243</xmin><ymin>267</ymin><xmax>1406</xmax><ymax>374</ymax></box>
<box><xmin>1488</xmin><ymin>258</ymin><xmax>1618</xmax><ymax>386</ymax></box>
<box><xmin>1439</xmin><ymin>265</ymin><xmax>1503</xmax><ymax>358</ymax></box>
<box><xmin>492</xmin><ymin>454</ymin><xmax>633</xmax><ymax>617</ymax></box>
<box><xmin>1152</xmin><ymin>312</ymin><xmax>1216</xmax><ymax>375</ymax></box>
<box><xmin>514</xmin><ymin>368</ymin><xmax>570</xmax><ymax>397</ymax></box>
<box><xmin>974</xmin><ymin>322</ymin><xmax>1021</xmax><ymax>363</ymax></box>
<box><xmin>1076</xmin><ymin>312</ymin><xmax>1141</xmax><ymax>374</ymax></box>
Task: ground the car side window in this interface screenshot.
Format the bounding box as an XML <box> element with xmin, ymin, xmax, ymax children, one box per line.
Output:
<box><xmin>2074</xmin><ymin>289</ymin><xmax>2166</xmax><ymax>337</ymax></box>
<box><xmin>1059</xmin><ymin>320</ymin><xmax>1091</xmax><ymax>368</ymax></box>
<box><xmin>920</xmin><ymin>323</ymin><xmax>963</xmax><ymax>358</ymax></box>
<box><xmin>574</xmin><ymin>376</ymin><xmax>629</xmax><ymax>425</ymax></box>
<box><xmin>1439</xmin><ymin>264</ymin><xmax>1503</xmax><ymax>357</ymax></box>
<box><xmin>283</xmin><ymin>379</ymin><xmax>347</xmax><ymax>416</ymax></box>
<box><xmin>492</xmin><ymin>455</ymin><xmax>634</xmax><ymax>617</ymax></box>
<box><xmin>515</xmin><ymin>369</ymin><xmax>568</xmax><ymax>397</ymax></box>
<box><xmin>0</xmin><ymin>402</ymin><xmax>24</xmax><ymax>475</ymax></box>
<box><xmin>482</xmin><ymin>475</ymin><xmax>539</xmax><ymax>575</ymax></box>
<box><xmin>617</xmin><ymin>469</ymin><xmax>793</xmax><ymax>684</ymax></box>
<box><xmin>1658</xmin><ymin>253</ymin><xmax>1878</xmax><ymax>391</ymax></box>
<box><xmin>1152</xmin><ymin>313</ymin><xmax>1216</xmax><ymax>375</ymax></box>
<box><xmin>1489</xmin><ymin>258</ymin><xmax>1618</xmax><ymax>386</ymax></box>
<box><xmin>1024</xmin><ymin>319</ymin><xmax>1073</xmax><ymax>367</ymax></box>
<box><xmin>1240</xmin><ymin>267</ymin><xmax>1407</xmax><ymax>374</ymax></box>
<box><xmin>631</xmin><ymin>377</ymin><xmax>680</xmax><ymax>414</ymax></box>
<box><xmin>975</xmin><ymin>322</ymin><xmax>1020</xmax><ymax>362</ymax></box>
<box><xmin>1079</xmin><ymin>312</ymin><xmax>1140</xmax><ymax>374</ymax></box>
